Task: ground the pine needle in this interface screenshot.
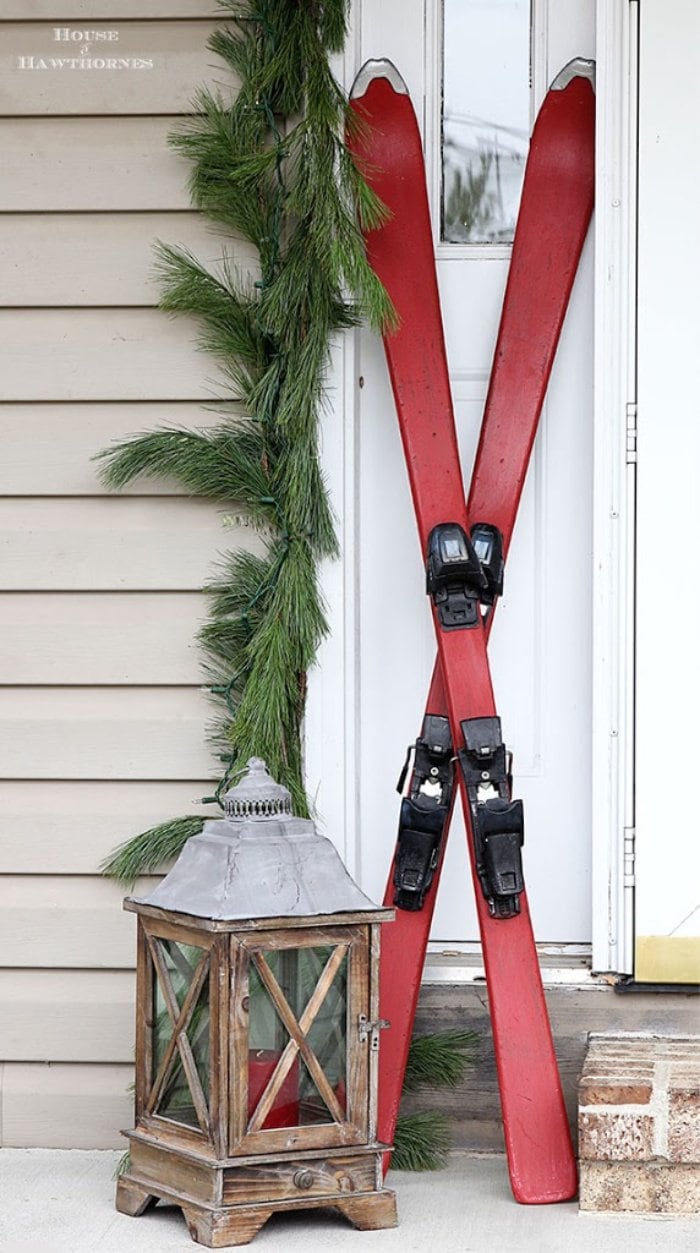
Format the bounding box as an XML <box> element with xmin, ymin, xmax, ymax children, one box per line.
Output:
<box><xmin>393</xmin><ymin>1113</ymin><xmax>452</xmax><ymax>1171</ymax></box>
<box><xmin>101</xmin><ymin>817</ymin><xmax>206</xmax><ymax>885</ymax></box>
<box><xmin>114</xmin><ymin>1150</ymin><xmax>131</xmax><ymax>1180</ymax></box>
<box><xmin>403</xmin><ymin>1029</ymin><xmax>478</xmax><ymax>1092</ymax></box>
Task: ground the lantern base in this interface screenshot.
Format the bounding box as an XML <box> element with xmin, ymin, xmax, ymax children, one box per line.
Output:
<box><xmin>116</xmin><ymin>1141</ymin><xmax>398</xmax><ymax>1247</ymax></box>
<box><xmin>116</xmin><ymin>1174</ymin><xmax>397</xmax><ymax>1247</ymax></box>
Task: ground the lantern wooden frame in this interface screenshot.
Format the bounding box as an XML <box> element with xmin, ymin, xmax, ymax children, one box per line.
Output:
<box><xmin>116</xmin><ymin>901</ymin><xmax>397</xmax><ymax>1248</ymax></box>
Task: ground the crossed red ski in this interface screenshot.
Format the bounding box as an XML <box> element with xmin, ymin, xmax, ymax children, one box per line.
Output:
<box><xmin>348</xmin><ymin>59</ymin><xmax>594</xmax><ymax>1202</ymax></box>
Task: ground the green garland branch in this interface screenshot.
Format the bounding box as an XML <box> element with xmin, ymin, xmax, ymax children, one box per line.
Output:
<box><xmin>402</xmin><ymin>1027</ymin><xmax>478</xmax><ymax>1093</ymax></box>
<box><xmin>392</xmin><ymin>1029</ymin><xmax>477</xmax><ymax>1170</ymax></box>
<box><xmin>392</xmin><ymin>1113</ymin><xmax>452</xmax><ymax>1173</ymax></box>
<box><xmin>99</xmin><ymin>0</ymin><xmax>393</xmax><ymax>882</ymax></box>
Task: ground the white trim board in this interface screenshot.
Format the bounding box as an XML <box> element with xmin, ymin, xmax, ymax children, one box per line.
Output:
<box><xmin>590</xmin><ymin>0</ymin><xmax>638</xmax><ymax>973</ymax></box>
<box><xmin>424</xmin><ymin>942</ymin><xmax>602</xmax><ymax>987</ymax></box>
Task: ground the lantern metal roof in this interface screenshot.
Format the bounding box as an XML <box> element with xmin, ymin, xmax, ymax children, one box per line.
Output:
<box><xmin>131</xmin><ymin>758</ymin><xmax>381</xmax><ymax>922</ymax></box>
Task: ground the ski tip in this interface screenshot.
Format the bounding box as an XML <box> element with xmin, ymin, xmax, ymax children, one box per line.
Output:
<box><xmin>550</xmin><ymin>57</ymin><xmax>596</xmax><ymax>94</ymax></box>
<box><xmin>350</xmin><ymin>58</ymin><xmax>409</xmax><ymax>101</ymax></box>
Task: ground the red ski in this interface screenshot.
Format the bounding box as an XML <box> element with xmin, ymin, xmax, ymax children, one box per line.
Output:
<box><xmin>348</xmin><ymin>58</ymin><xmax>594</xmax><ymax>1202</ymax></box>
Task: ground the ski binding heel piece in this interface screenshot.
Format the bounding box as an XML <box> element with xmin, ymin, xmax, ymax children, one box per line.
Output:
<box><xmin>470</xmin><ymin>522</ymin><xmax>504</xmax><ymax>605</ymax></box>
<box><xmin>426</xmin><ymin>523</ymin><xmax>488</xmax><ymax>629</ymax></box>
<box><xmin>473</xmin><ymin>798</ymin><xmax>525</xmax><ymax>919</ymax></box>
<box><xmin>459</xmin><ymin>716</ymin><xmax>524</xmax><ymax>919</ymax></box>
<box><xmin>393</xmin><ymin>714</ymin><xmax>453</xmax><ymax>910</ymax></box>
<box><xmin>393</xmin><ymin>799</ymin><xmax>445</xmax><ymax>911</ymax></box>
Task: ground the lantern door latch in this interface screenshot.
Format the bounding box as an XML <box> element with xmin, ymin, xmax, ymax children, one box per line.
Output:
<box><xmin>358</xmin><ymin>1014</ymin><xmax>390</xmax><ymax>1050</ymax></box>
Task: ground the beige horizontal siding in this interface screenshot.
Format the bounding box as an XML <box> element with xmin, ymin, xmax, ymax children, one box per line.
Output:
<box><xmin>0</xmin><ymin>781</ymin><xmax>219</xmax><ymax>873</ymax></box>
<box><xmin>0</xmin><ymin>213</ymin><xmax>257</xmax><ymax>307</ymax></box>
<box><xmin>0</xmin><ymin>310</ymin><xmax>217</xmax><ymax>400</ymax></box>
<box><xmin>0</xmin><ymin>403</ymin><xmax>230</xmax><ymax>495</ymax></box>
<box><xmin>0</xmin><ymin>593</ymin><xmax>206</xmax><ymax>683</ymax></box>
<box><xmin>2</xmin><ymin>2</ymin><xmax>217</xmax><ymax>15</ymax></box>
<box><xmin>0</xmin><ymin>22</ymin><xmax>222</xmax><ymax>115</ymax></box>
<box><xmin>0</xmin><ymin>875</ymin><xmax>159</xmax><ymax>968</ymax></box>
<box><xmin>0</xmin><ymin>118</ymin><xmax>191</xmax><ymax>210</ymax></box>
<box><xmin>0</xmin><ymin>1063</ymin><xmax>132</xmax><ymax>1148</ymax></box>
<box><xmin>0</xmin><ymin>970</ymin><xmax>135</xmax><ymax>1061</ymax></box>
<box><xmin>0</xmin><ymin>498</ymin><xmax>247</xmax><ymax>588</ymax></box>
<box><xmin>0</xmin><ymin>2</ymin><xmax>243</xmax><ymax>1150</ymax></box>
<box><xmin>0</xmin><ymin>687</ymin><xmax>218</xmax><ymax>778</ymax></box>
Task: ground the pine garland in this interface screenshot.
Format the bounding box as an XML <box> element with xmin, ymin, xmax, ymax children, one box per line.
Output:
<box><xmin>99</xmin><ymin>0</ymin><xmax>393</xmax><ymax>881</ymax></box>
<box><xmin>393</xmin><ymin>1113</ymin><xmax>452</xmax><ymax>1172</ymax></box>
<box><xmin>393</xmin><ymin>1029</ymin><xmax>477</xmax><ymax>1170</ymax></box>
<box><xmin>402</xmin><ymin>1027</ymin><xmax>477</xmax><ymax>1093</ymax></box>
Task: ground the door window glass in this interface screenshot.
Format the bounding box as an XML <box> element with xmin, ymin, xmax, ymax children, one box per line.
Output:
<box><xmin>442</xmin><ymin>0</ymin><xmax>531</xmax><ymax>243</ymax></box>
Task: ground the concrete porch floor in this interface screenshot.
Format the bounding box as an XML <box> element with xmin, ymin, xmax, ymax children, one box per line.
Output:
<box><xmin>0</xmin><ymin>1151</ymin><xmax>697</xmax><ymax>1252</ymax></box>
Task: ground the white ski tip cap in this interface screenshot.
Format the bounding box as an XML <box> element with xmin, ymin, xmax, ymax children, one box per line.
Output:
<box><xmin>550</xmin><ymin>57</ymin><xmax>596</xmax><ymax>93</ymax></box>
<box><xmin>350</xmin><ymin>58</ymin><xmax>409</xmax><ymax>100</ymax></box>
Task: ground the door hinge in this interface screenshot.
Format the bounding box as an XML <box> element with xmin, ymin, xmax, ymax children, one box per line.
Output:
<box><xmin>358</xmin><ymin>1014</ymin><xmax>390</xmax><ymax>1051</ymax></box>
<box><xmin>623</xmin><ymin>825</ymin><xmax>636</xmax><ymax>888</ymax></box>
<box><xmin>626</xmin><ymin>402</ymin><xmax>638</xmax><ymax>465</ymax></box>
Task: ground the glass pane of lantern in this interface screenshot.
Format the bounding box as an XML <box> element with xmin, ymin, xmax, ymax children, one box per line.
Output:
<box><xmin>151</xmin><ymin>938</ymin><xmax>210</xmax><ymax>1130</ymax></box>
<box><xmin>247</xmin><ymin>945</ymin><xmax>348</xmax><ymax>1130</ymax></box>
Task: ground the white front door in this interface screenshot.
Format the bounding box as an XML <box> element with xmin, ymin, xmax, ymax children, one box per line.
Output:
<box><xmin>308</xmin><ymin>0</ymin><xmax>596</xmax><ymax>946</ymax></box>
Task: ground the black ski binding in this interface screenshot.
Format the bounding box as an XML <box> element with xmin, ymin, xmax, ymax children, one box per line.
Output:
<box><xmin>459</xmin><ymin>716</ymin><xmax>524</xmax><ymax>919</ymax></box>
<box><xmin>426</xmin><ymin>523</ymin><xmax>487</xmax><ymax>629</ymax></box>
<box><xmin>473</xmin><ymin>798</ymin><xmax>525</xmax><ymax>918</ymax></box>
<box><xmin>394</xmin><ymin>714</ymin><xmax>454</xmax><ymax>911</ymax></box>
<box><xmin>470</xmin><ymin>522</ymin><xmax>504</xmax><ymax>605</ymax></box>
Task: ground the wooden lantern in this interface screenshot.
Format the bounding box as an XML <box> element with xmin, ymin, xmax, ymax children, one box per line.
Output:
<box><xmin>116</xmin><ymin>758</ymin><xmax>397</xmax><ymax>1247</ymax></box>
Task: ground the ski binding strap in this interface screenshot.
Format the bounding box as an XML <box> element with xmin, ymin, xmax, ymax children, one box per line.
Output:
<box><xmin>393</xmin><ymin>714</ymin><xmax>453</xmax><ymax>911</ymax></box>
<box><xmin>459</xmin><ymin>716</ymin><xmax>524</xmax><ymax>919</ymax></box>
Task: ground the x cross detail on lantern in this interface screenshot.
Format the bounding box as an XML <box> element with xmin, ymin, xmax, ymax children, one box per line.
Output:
<box><xmin>146</xmin><ymin>935</ymin><xmax>212</xmax><ymax>1135</ymax></box>
<box><xmin>247</xmin><ymin>944</ymin><xmax>348</xmax><ymax>1131</ymax></box>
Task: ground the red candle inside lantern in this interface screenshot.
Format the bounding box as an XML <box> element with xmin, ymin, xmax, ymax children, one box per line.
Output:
<box><xmin>248</xmin><ymin>1050</ymin><xmax>300</xmax><ymax>1128</ymax></box>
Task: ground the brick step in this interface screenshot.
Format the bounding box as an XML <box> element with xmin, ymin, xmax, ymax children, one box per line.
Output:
<box><xmin>578</xmin><ymin>1033</ymin><xmax>700</xmax><ymax>1213</ymax></box>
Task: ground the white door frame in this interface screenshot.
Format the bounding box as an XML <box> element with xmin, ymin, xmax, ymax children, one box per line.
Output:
<box><xmin>590</xmin><ymin>0</ymin><xmax>638</xmax><ymax>974</ymax></box>
<box><xmin>305</xmin><ymin>0</ymin><xmax>637</xmax><ymax>974</ymax></box>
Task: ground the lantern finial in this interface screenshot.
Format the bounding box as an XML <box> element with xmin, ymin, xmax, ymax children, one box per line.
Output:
<box><xmin>223</xmin><ymin>757</ymin><xmax>293</xmax><ymax>821</ymax></box>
